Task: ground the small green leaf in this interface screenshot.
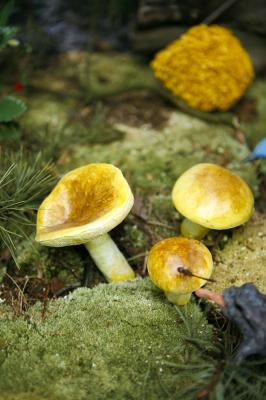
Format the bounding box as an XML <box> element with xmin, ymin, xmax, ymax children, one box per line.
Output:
<box><xmin>0</xmin><ymin>96</ymin><xmax>26</xmax><ymax>122</ymax></box>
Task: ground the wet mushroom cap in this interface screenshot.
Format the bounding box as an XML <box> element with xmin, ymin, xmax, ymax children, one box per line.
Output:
<box><xmin>172</xmin><ymin>163</ymin><xmax>254</xmax><ymax>230</ymax></box>
<box><xmin>35</xmin><ymin>163</ymin><xmax>134</xmax><ymax>246</ymax></box>
<box><xmin>147</xmin><ymin>237</ymin><xmax>213</xmax><ymax>294</ymax></box>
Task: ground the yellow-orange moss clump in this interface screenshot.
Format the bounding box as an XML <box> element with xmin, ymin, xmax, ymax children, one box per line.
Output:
<box><xmin>151</xmin><ymin>24</ymin><xmax>254</xmax><ymax>111</ymax></box>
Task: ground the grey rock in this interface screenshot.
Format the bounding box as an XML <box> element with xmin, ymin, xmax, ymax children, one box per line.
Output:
<box><xmin>223</xmin><ymin>283</ymin><xmax>266</xmax><ymax>362</ymax></box>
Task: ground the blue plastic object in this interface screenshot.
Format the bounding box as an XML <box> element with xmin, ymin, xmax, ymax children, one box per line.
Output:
<box><xmin>242</xmin><ymin>138</ymin><xmax>266</xmax><ymax>162</ymax></box>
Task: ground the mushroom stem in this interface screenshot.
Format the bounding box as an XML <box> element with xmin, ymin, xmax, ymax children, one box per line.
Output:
<box><xmin>180</xmin><ymin>218</ymin><xmax>209</xmax><ymax>240</ymax></box>
<box><xmin>84</xmin><ymin>233</ymin><xmax>135</xmax><ymax>282</ymax></box>
<box><xmin>165</xmin><ymin>291</ymin><xmax>192</xmax><ymax>305</ymax></box>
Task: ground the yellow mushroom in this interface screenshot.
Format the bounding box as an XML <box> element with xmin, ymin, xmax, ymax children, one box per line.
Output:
<box><xmin>147</xmin><ymin>237</ymin><xmax>213</xmax><ymax>305</ymax></box>
<box><xmin>172</xmin><ymin>163</ymin><xmax>254</xmax><ymax>239</ymax></box>
<box><xmin>35</xmin><ymin>163</ymin><xmax>135</xmax><ymax>282</ymax></box>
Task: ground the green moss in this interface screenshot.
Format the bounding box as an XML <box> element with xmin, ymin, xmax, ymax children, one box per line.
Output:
<box><xmin>0</xmin><ymin>279</ymin><xmax>213</xmax><ymax>400</ymax></box>
<box><xmin>243</xmin><ymin>80</ymin><xmax>266</xmax><ymax>145</ymax></box>
<box><xmin>206</xmin><ymin>213</ymin><xmax>266</xmax><ymax>294</ymax></box>
<box><xmin>121</xmin><ymin>223</ymin><xmax>149</xmax><ymax>249</ymax></box>
<box><xmin>20</xmin><ymin>52</ymin><xmax>156</xmax><ymax>127</ymax></box>
<box><xmin>20</xmin><ymin>93</ymin><xmax>72</xmax><ymax>131</ymax></box>
<box><xmin>14</xmin><ymin>237</ymin><xmax>105</xmax><ymax>289</ymax></box>
<box><xmin>29</xmin><ymin>52</ymin><xmax>156</xmax><ymax>100</ymax></box>
<box><xmin>70</xmin><ymin>111</ymin><xmax>257</xmax><ymax>191</ymax></box>
<box><xmin>0</xmin><ymin>393</ymin><xmax>47</xmax><ymax>400</ymax></box>
<box><xmin>76</xmin><ymin>52</ymin><xmax>156</xmax><ymax>99</ymax></box>
<box><xmin>149</xmin><ymin>194</ymin><xmax>177</xmax><ymax>222</ymax></box>
<box><xmin>20</xmin><ymin>52</ymin><xmax>154</xmax><ymax>153</ymax></box>
<box><xmin>16</xmin><ymin>239</ymin><xmax>83</xmax><ymax>280</ymax></box>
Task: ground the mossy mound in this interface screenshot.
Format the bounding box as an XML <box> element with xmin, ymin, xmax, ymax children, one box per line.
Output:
<box><xmin>76</xmin><ymin>52</ymin><xmax>156</xmax><ymax>99</ymax></box>
<box><xmin>0</xmin><ymin>279</ymin><xmax>213</xmax><ymax>400</ymax></box>
<box><xmin>17</xmin><ymin>52</ymin><xmax>156</xmax><ymax>154</ymax></box>
<box><xmin>207</xmin><ymin>213</ymin><xmax>266</xmax><ymax>294</ymax></box>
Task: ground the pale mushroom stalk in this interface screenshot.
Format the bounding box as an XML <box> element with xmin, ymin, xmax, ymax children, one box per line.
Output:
<box><xmin>85</xmin><ymin>233</ymin><xmax>135</xmax><ymax>282</ymax></box>
<box><xmin>165</xmin><ymin>291</ymin><xmax>192</xmax><ymax>305</ymax></box>
<box><xmin>180</xmin><ymin>218</ymin><xmax>209</xmax><ymax>240</ymax></box>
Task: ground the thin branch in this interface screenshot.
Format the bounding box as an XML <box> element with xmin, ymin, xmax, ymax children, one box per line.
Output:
<box><xmin>202</xmin><ymin>0</ymin><xmax>240</xmax><ymax>25</ymax></box>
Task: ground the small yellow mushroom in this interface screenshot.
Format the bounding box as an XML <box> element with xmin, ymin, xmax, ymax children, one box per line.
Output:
<box><xmin>36</xmin><ymin>163</ymin><xmax>135</xmax><ymax>282</ymax></box>
<box><xmin>172</xmin><ymin>163</ymin><xmax>254</xmax><ymax>239</ymax></box>
<box><xmin>147</xmin><ymin>237</ymin><xmax>213</xmax><ymax>305</ymax></box>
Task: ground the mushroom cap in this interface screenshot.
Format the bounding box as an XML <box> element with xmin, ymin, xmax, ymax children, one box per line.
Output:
<box><xmin>172</xmin><ymin>163</ymin><xmax>254</xmax><ymax>230</ymax></box>
<box><xmin>147</xmin><ymin>237</ymin><xmax>213</xmax><ymax>295</ymax></box>
<box><xmin>35</xmin><ymin>163</ymin><xmax>134</xmax><ymax>246</ymax></box>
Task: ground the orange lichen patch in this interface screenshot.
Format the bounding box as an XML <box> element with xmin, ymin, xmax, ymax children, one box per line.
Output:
<box><xmin>37</xmin><ymin>164</ymin><xmax>128</xmax><ymax>235</ymax></box>
<box><xmin>151</xmin><ymin>24</ymin><xmax>254</xmax><ymax>111</ymax></box>
<box><xmin>147</xmin><ymin>237</ymin><xmax>213</xmax><ymax>294</ymax></box>
<box><xmin>172</xmin><ymin>163</ymin><xmax>254</xmax><ymax>230</ymax></box>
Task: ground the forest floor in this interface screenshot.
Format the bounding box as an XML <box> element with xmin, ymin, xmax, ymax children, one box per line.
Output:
<box><xmin>0</xmin><ymin>51</ymin><xmax>266</xmax><ymax>400</ymax></box>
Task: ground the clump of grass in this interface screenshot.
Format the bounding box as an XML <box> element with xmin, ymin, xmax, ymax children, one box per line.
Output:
<box><xmin>0</xmin><ymin>150</ymin><xmax>55</xmax><ymax>264</ymax></box>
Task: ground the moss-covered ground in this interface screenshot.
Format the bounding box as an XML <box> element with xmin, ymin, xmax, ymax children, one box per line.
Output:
<box><xmin>207</xmin><ymin>212</ymin><xmax>266</xmax><ymax>293</ymax></box>
<box><xmin>1</xmin><ymin>51</ymin><xmax>266</xmax><ymax>399</ymax></box>
<box><xmin>0</xmin><ymin>279</ymin><xmax>213</xmax><ymax>400</ymax></box>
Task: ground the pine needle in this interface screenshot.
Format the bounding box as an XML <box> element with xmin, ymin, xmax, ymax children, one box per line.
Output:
<box><xmin>0</xmin><ymin>150</ymin><xmax>55</xmax><ymax>265</ymax></box>
<box><xmin>167</xmin><ymin>304</ymin><xmax>266</xmax><ymax>400</ymax></box>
